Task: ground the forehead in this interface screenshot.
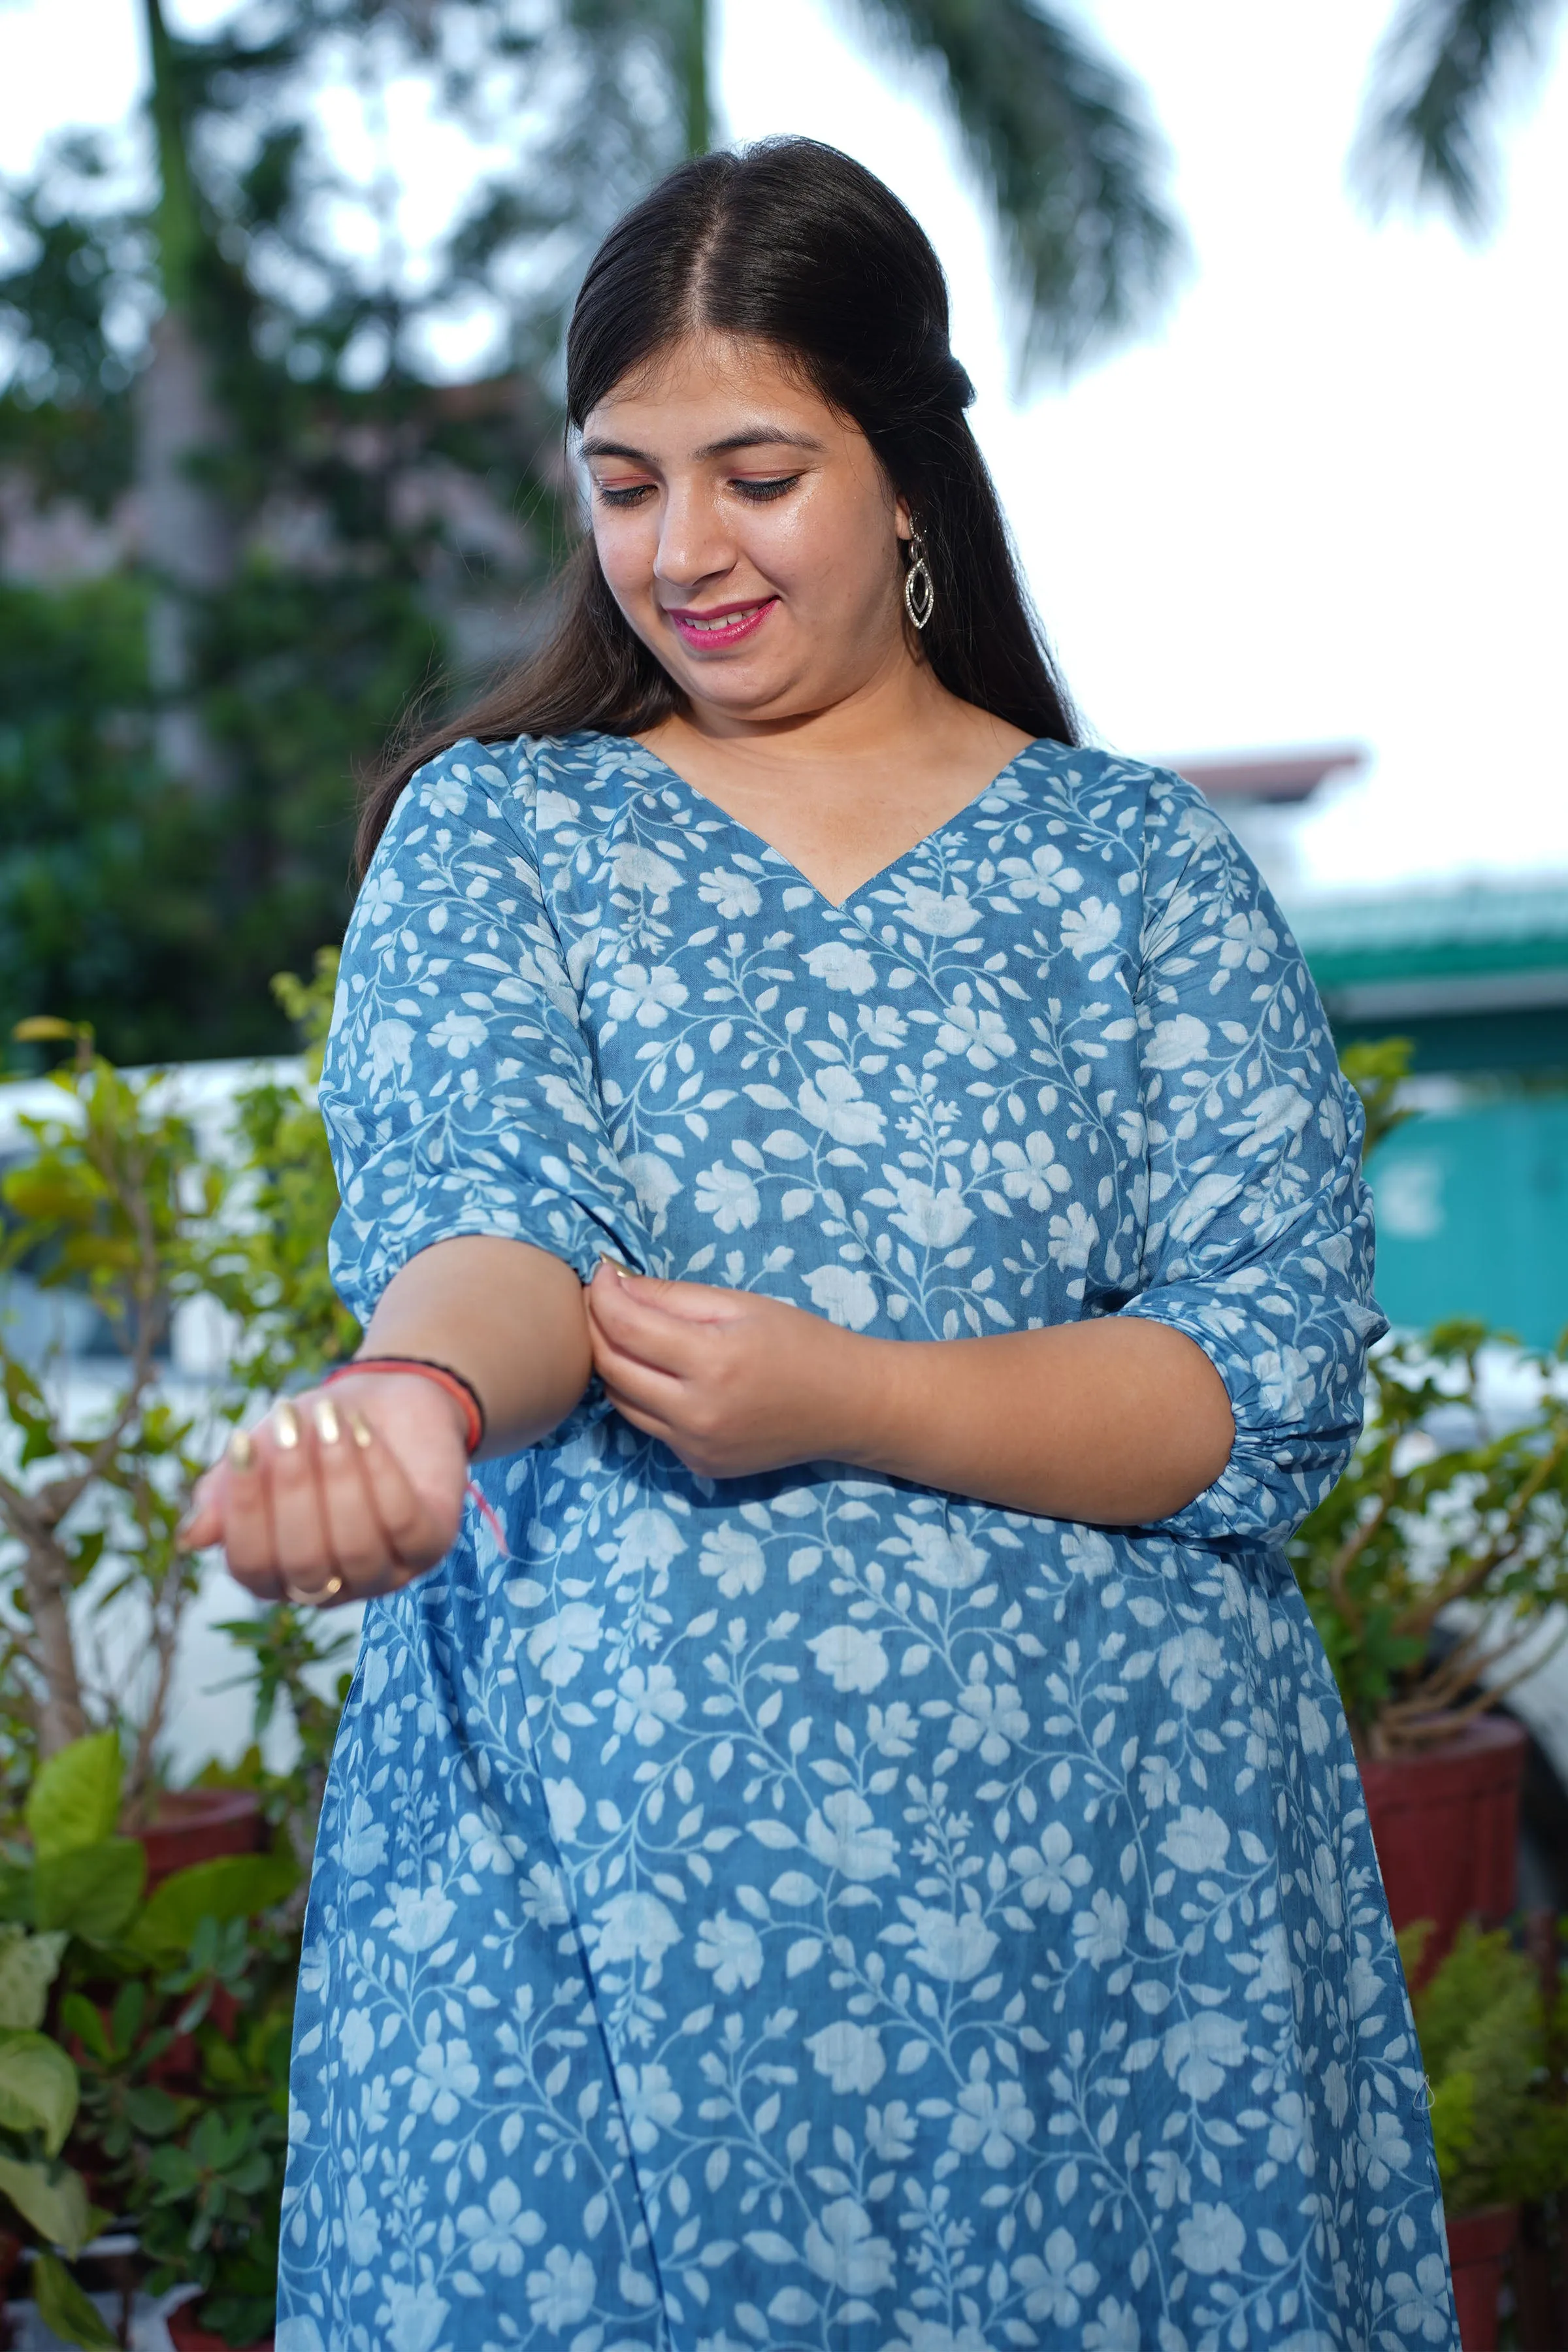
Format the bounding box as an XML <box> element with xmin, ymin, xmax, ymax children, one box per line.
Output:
<box><xmin>584</xmin><ymin>332</ymin><xmax>851</xmax><ymax>446</ymax></box>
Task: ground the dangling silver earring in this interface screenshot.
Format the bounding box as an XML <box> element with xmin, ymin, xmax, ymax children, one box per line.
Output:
<box><xmin>904</xmin><ymin>530</ymin><xmax>935</xmax><ymax>631</ymax></box>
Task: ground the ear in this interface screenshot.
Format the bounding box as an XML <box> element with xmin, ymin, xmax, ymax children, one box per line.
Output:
<box><xmin>893</xmin><ymin>494</ymin><xmax>913</xmax><ymax>544</ymax></box>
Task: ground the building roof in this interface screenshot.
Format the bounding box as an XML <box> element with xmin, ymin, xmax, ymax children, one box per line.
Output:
<box><xmin>1291</xmin><ymin>881</ymin><xmax>1568</xmax><ymax>1020</ymax></box>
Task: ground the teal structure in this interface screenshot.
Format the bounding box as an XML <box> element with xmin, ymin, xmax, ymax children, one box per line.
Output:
<box><xmin>1290</xmin><ymin>883</ymin><xmax>1568</xmax><ymax>1347</ymax></box>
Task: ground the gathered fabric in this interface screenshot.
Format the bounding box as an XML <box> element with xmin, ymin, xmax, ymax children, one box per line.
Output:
<box><xmin>279</xmin><ymin>732</ymin><xmax>1454</xmax><ymax>2352</ymax></box>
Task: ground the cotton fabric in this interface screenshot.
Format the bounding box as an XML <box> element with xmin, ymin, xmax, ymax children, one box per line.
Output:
<box><xmin>280</xmin><ymin>732</ymin><xmax>1455</xmax><ymax>2352</ymax></box>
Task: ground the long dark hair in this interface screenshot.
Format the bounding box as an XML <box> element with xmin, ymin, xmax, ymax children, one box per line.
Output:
<box><xmin>357</xmin><ymin>137</ymin><xmax>1079</xmax><ymax>874</ymax></box>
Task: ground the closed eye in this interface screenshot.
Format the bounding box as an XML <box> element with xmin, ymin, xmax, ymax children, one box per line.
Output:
<box><xmin>595</xmin><ymin>482</ymin><xmax>654</xmax><ymax>508</ymax></box>
<box><xmin>734</xmin><ymin>475</ymin><xmax>801</xmax><ymax>503</ymax></box>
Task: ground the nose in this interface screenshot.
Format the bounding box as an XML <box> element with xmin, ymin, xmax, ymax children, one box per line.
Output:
<box><xmin>654</xmin><ymin>481</ymin><xmax>736</xmax><ymax>596</ymax></box>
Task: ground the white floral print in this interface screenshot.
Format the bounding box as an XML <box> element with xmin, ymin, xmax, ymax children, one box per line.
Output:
<box><xmin>282</xmin><ymin>732</ymin><xmax>1454</xmax><ymax>2351</ymax></box>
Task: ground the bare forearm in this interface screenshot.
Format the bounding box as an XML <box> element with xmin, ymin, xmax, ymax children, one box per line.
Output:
<box><xmin>358</xmin><ymin>1237</ymin><xmax>593</xmax><ymax>1458</ymax></box>
<box><xmin>836</xmin><ymin>1316</ymin><xmax>1235</xmax><ymax>1524</ymax></box>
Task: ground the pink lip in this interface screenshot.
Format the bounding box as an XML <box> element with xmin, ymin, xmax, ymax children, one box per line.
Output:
<box><xmin>664</xmin><ymin>598</ymin><xmax>777</xmax><ymax>650</ymax></box>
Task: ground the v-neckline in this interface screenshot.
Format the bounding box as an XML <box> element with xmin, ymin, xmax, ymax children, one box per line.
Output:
<box><xmin>613</xmin><ymin>732</ymin><xmax>1045</xmax><ymax>914</ymax></box>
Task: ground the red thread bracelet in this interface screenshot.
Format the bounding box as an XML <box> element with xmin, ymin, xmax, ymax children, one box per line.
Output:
<box><xmin>321</xmin><ymin>1358</ymin><xmax>485</xmax><ymax>1456</ymax></box>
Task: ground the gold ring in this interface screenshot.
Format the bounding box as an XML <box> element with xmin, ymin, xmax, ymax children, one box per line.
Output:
<box><xmin>283</xmin><ymin>1573</ymin><xmax>344</xmax><ymax>1607</ymax></box>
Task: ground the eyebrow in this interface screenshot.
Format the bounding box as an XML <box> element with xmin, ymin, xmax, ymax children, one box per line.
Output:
<box><xmin>580</xmin><ymin>427</ymin><xmax>825</xmax><ymax>465</ymax></box>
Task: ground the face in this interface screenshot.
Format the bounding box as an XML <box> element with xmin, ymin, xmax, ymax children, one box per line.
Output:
<box><xmin>581</xmin><ymin>333</ymin><xmax>914</xmax><ymax>727</ymax></box>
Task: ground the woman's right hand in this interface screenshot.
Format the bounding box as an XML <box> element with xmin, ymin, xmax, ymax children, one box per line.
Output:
<box><xmin>178</xmin><ymin>1371</ymin><xmax>472</xmax><ymax>1606</ymax></box>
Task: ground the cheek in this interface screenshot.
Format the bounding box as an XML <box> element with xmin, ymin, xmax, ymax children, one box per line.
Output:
<box><xmin>760</xmin><ymin>490</ymin><xmax>897</xmax><ymax>617</ymax></box>
<box><xmin>591</xmin><ymin>514</ymin><xmax>655</xmax><ymax>610</ymax></box>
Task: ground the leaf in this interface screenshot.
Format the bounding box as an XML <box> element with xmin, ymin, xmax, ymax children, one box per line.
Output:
<box><xmin>129</xmin><ymin>1850</ymin><xmax>297</xmax><ymax>1958</ymax></box>
<box><xmin>26</xmin><ymin>1735</ymin><xmax>122</xmax><ymax>1861</ymax></box>
<box><xmin>0</xmin><ymin>2152</ymin><xmax>94</xmax><ymax>2253</ymax></box>
<box><xmin>0</xmin><ymin>2031</ymin><xmax>79</xmax><ymax>2154</ymax></box>
<box><xmin>0</xmin><ymin>1927</ymin><xmax>68</xmax><ymax>2031</ymax></box>
<box><xmin>31</xmin><ymin>2248</ymin><xmax>118</xmax><ymax>2349</ymax></box>
<box><xmin>11</xmin><ymin>1017</ymin><xmax>81</xmax><ymax>1043</ymax></box>
<box><xmin>34</xmin><ymin>1839</ymin><xmax>146</xmax><ymax>1944</ymax></box>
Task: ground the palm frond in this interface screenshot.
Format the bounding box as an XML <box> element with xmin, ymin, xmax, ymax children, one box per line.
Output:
<box><xmin>839</xmin><ymin>0</ymin><xmax>1183</xmax><ymax>376</ymax></box>
<box><xmin>1352</xmin><ymin>0</ymin><xmax>1565</xmax><ymax>233</ymax></box>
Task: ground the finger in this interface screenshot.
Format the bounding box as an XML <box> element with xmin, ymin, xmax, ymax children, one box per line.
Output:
<box><xmin>220</xmin><ymin>1426</ymin><xmax>285</xmax><ymax>1600</ymax></box>
<box><xmin>311</xmin><ymin>1393</ymin><xmax>410</xmax><ymax>1587</ymax></box>
<box><xmin>178</xmin><ymin>1465</ymin><xmax>225</xmax><ymax>1551</ymax></box>
<box><xmin>587</xmin><ymin>1318</ymin><xmax>696</xmax><ymax>1418</ymax></box>
<box><xmin>266</xmin><ymin>1397</ymin><xmax>342</xmax><ymax>1592</ymax></box>
<box><xmin>349</xmin><ymin>1405</ymin><xmax>457</xmax><ymax>1575</ymax></box>
<box><xmin>588</xmin><ymin>1266</ymin><xmax>716</xmax><ymax>1375</ymax></box>
<box><xmin>598</xmin><ymin>1262</ymin><xmax>738</xmax><ymax>1326</ymax></box>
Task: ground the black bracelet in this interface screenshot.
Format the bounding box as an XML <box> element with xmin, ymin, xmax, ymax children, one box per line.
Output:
<box><xmin>331</xmin><ymin>1356</ymin><xmax>489</xmax><ymax>1454</ymax></box>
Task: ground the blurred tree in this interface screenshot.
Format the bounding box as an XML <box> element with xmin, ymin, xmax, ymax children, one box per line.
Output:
<box><xmin>0</xmin><ymin>0</ymin><xmax>1183</xmax><ymax>1060</ymax></box>
<box><xmin>1354</xmin><ymin>0</ymin><xmax>1566</xmax><ymax>233</ymax></box>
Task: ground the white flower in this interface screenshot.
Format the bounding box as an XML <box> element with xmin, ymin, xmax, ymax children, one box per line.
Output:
<box><xmin>695</xmin><ymin>1910</ymin><xmax>764</xmax><ymax>1993</ymax></box>
<box><xmin>699</xmin><ymin>1522</ymin><xmax>767</xmax><ymax>1596</ymax></box>
<box><xmin>700</xmin><ymin>866</ymin><xmax>762</xmax><ymax>918</ymax></box>
<box><xmin>886</xmin><ymin>1172</ymin><xmax>973</xmax><ymax>1249</ymax></box>
<box><xmin>1060</xmin><ymin>897</ymin><xmax>1121</xmax><ymax>959</ymax></box>
<box><xmin>1145</xmin><ymin>1013</ymin><xmax>1211</xmax><ymax>1070</ymax></box>
<box><xmin>521</xmin><ymin>1861</ymin><xmax>568</xmax><ymax>1927</ymax></box>
<box><xmin>950</xmin><ymin>1674</ymin><xmax>1028</xmax><ymax>1762</ymax></box>
<box><xmin>526</xmin><ymin>1601</ymin><xmax>603</xmax><ymax>1687</ymax></box>
<box><xmin>619</xmin><ymin>2061</ymin><xmax>682</xmax><ymax>2151</ymax></box>
<box><xmin>1047</xmin><ymin>1201</ymin><xmax>1099</xmax><ymax>1271</ymax></box>
<box><xmin>457</xmin><ymin>2179</ymin><xmax>545</xmax><ymax>2275</ymax></box>
<box><xmin>1384</xmin><ymin>2253</ymin><xmax>1454</xmax><ymax>2344</ymax></box>
<box><xmin>932</xmin><ymin>986</ymin><xmax>1015</xmax><ymax>1068</ymax></box>
<box><xmin>857</xmin><ymin>1002</ymin><xmax>907</xmax><ymax>1047</ymax></box>
<box><xmin>694</xmin><ymin>1161</ymin><xmax>762</xmax><ymax>1232</ymax></box>
<box><xmin>992</xmin><ymin>1130</ymin><xmax>1071</xmax><ymax>1210</ymax></box>
<box><xmin>340</xmin><ymin>2008</ymin><xmax>376</xmax><ymax>2076</ymax></box>
<box><xmin>526</xmin><ymin>2246</ymin><xmax>596</xmax><ymax>2334</ymax></box>
<box><xmin>1237</xmin><ymin>1083</ymin><xmax>1312</xmax><ymax>1155</ymax></box>
<box><xmin>1013</xmin><ymin>1821</ymin><xmax>1092</xmax><ymax>1914</ymax></box>
<box><xmin>907</xmin><ymin>1904</ymin><xmax>998</xmax><ymax>1984</ymax></box>
<box><xmin>613</xmin><ymin>1662</ymin><xmax>687</xmax><ymax>1744</ymax></box>
<box><xmin>798</xmin><ymin>1064</ymin><xmax>885</xmax><ymax>1147</ymax></box>
<box><xmin>804</xmin><ymin>1264</ymin><xmax>879</xmax><ymax>1330</ymax></box>
<box><xmin>999</xmin><ymin>844</ymin><xmax>1080</xmax><ymax>905</ymax></box>
<box><xmin>429</xmin><ymin>1010</ymin><xmax>485</xmax><ymax>1058</ymax></box>
<box><xmin>1157</xmin><ymin>1627</ymin><xmax>1227</xmax><ymax>1709</ymax></box>
<box><xmin>866</xmin><ymin>2100</ymin><xmax>917</xmax><ymax>2161</ymax></box>
<box><xmin>1161</xmin><ymin>2012</ymin><xmax>1245</xmax><ymax>2099</ymax></box>
<box><xmin>890</xmin><ymin>879</ymin><xmax>979</xmax><ymax>938</ymax></box>
<box><xmin>806</xmin><ymin>940</ymin><xmax>877</xmax><ymax>992</ymax></box>
<box><xmin>543</xmin><ymin>1778</ymin><xmax>585</xmax><ymax>1842</ymax></box>
<box><xmin>1013</xmin><ymin>2227</ymin><xmax>1097</xmax><ymax>2321</ymax></box>
<box><xmin>606</xmin><ymin>962</ymin><xmax>688</xmax><ymax>1027</ymax></box>
<box><xmin>1071</xmin><ymin>1889</ymin><xmax>1130</xmax><ymax>1967</ymax></box>
<box><xmin>804</xmin><ymin>2198</ymin><xmax>897</xmax><ymax>2296</ymax></box>
<box><xmin>1174</xmin><ymin>2202</ymin><xmax>1246</xmax><ymax>2277</ymax></box>
<box><xmin>592</xmin><ymin>1891</ymin><xmax>681</xmax><ymax>1971</ymax></box>
<box><xmin>623</xmin><ymin>1151</ymin><xmax>682</xmax><ymax>1230</ymax></box>
<box><xmin>410</xmin><ymin>2033</ymin><xmax>480</xmax><ymax>2124</ymax></box>
<box><xmin>341</xmin><ymin>1793</ymin><xmax>387</xmax><ymax>1877</ymax></box>
<box><xmin>804</xmin><ymin>1789</ymin><xmax>898</xmax><ymax>1881</ymax></box>
<box><xmin>386</xmin><ymin>1885</ymin><xmax>455</xmax><ymax>1954</ymax></box>
<box><xmin>343</xmin><ymin>2174</ymin><xmax>380</xmax><ymax>2266</ymax></box>
<box><xmin>367</xmin><ymin>1018</ymin><xmax>413</xmax><ymax>1083</ymax></box>
<box><xmin>458</xmin><ymin>1805</ymin><xmax>519</xmax><ymax>1874</ymax></box>
<box><xmin>806</xmin><ymin>1624</ymin><xmax>889</xmax><ymax>1693</ymax></box>
<box><xmin>1357</xmin><ymin>2102</ymin><xmax>1412</xmax><ymax>2189</ymax></box>
<box><xmin>357</xmin><ymin>867</ymin><xmax>405</xmax><ymax>923</ymax></box>
<box><xmin>1160</xmin><ymin>1805</ymin><xmax>1232</xmax><ymax>1875</ymax></box>
<box><xmin>807</xmin><ymin>2019</ymin><xmax>887</xmax><ymax>2093</ymax></box>
<box><xmin>613</xmin><ymin>1509</ymin><xmax>686</xmax><ymax>1578</ymax></box>
<box><xmin>612</xmin><ymin>842</ymin><xmax>684</xmax><ymax>905</ymax></box>
<box><xmin>1083</xmin><ymin>2298</ymin><xmax>1141</xmax><ymax>2352</ymax></box>
<box><xmin>902</xmin><ymin>1519</ymin><xmax>987</xmax><ymax>1590</ymax></box>
<box><xmin>1218</xmin><ymin>907</ymin><xmax>1277</xmax><ymax>971</ymax></box>
<box><xmin>382</xmin><ymin>2280</ymin><xmax>449</xmax><ymax>2352</ymax></box>
<box><xmin>950</xmin><ymin>2072</ymin><xmax>1036</xmax><ymax>2168</ymax></box>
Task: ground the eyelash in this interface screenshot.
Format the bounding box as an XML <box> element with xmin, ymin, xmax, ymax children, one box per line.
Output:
<box><xmin>594</xmin><ymin>474</ymin><xmax>802</xmax><ymax>509</ymax></box>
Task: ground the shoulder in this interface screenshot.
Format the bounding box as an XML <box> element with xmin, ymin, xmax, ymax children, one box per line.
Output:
<box><xmin>384</xmin><ymin>729</ymin><xmax>660</xmax><ymax>857</ymax></box>
<box><xmin>1005</xmin><ymin>739</ymin><xmax>1213</xmax><ymax>836</ymax></box>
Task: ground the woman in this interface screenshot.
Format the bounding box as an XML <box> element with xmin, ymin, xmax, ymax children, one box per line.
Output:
<box><xmin>187</xmin><ymin>139</ymin><xmax>1454</xmax><ymax>2352</ymax></box>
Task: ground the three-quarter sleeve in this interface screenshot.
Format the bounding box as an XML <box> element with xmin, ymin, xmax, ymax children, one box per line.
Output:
<box><xmin>318</xmin><ymin>738</ymin><xmax>647</xmax><ymax>1326</ymax></box>
<box><xmin>1118</xmin><ymin>779</ymin><xmax>1386</xmax><ymax>1543</ymax></box>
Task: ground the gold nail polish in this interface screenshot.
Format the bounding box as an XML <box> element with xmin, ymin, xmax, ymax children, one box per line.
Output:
<box><xmin>314</xmin><ymin>1396</ymin><xmax>342</xmax><ymax>1446</ymax></box>
<box><xmin>348</xmin><ymin>1409</ymin><xmax>374</xmax><ymax>1451</ymax></box>
<box><xmin>227</xmin><ymin>1428</ymin><xmax>254</xmax><ymax>1471</ymax></box>
<box><xmin>274</xmin><ymin>1400</ymin><xmax>301</xmax><ymax>1450</ymax></box>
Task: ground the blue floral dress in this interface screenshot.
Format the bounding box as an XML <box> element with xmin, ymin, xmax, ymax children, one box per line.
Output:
<box><xmin>279</xmin><ymin>732</ymin><xmax>1455</xmax><ymax>2352</ymax></box>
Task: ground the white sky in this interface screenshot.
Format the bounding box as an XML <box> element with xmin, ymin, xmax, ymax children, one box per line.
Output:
<box><xmin>3</xmin><ymin>0</ymin><xmax>1566</xmax><ymax>898</ymax></box>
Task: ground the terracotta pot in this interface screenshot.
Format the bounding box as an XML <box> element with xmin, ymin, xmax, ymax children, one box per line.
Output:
<box><xmin>137</xmin><ymin>1788</ymin><xmax>265</xmax><ymax>1889</ymax></box>
<box><xmin>166</xmin><ymin>2299</ymin><xmax>274</xmax><ymax>2352</ymax></box>
<box><xmin>1445</xmin><ymin>2205</ymin><xmax>1517</xmax><ymax>2352</ymax></box>
<box><xmin>1360</xmin><ymin>1715</ymin><xmax>1527</xmax><ymax>1968</ymax></box>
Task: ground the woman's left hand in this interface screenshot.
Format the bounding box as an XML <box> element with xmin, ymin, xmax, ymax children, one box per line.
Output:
<box><xmin>585</xmin><ymin>1260</ymin><xmax>865</xmax><ymax>1478</ymax></box>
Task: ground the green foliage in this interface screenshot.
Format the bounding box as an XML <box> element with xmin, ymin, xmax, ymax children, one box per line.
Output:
<box><xmin>31</xmin><ymin>2248</ymin><xmax>118</xmax><ymax>2351</ymax></box>
<box><xmin>1401</xmin><ymin>1920</ymin><xmax>1568</xmax><ymax>2215</ymax></box>
<box><xmin>1341</xmin><ymin>1034</ymin><xmax>1421</xmax><ymax>1160</ymax></box>
<box><xmin>1289</xmin><ymin>1321</ymin><xmax>1568</xmax><ymax>1750</ymax></box>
